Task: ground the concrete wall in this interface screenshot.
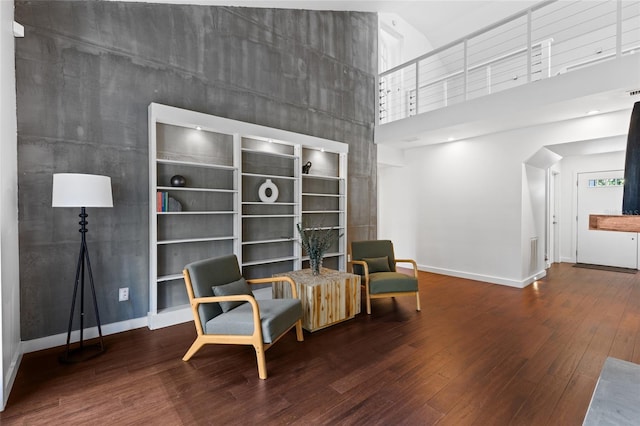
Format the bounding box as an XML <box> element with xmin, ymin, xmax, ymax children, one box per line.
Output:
<box><xmin>1</xmin><ymin>1</ymin><xmax>23</xmax><ymax>409</ymax></box>
<box><xmin>15</xmin><ymin>1</ymin><xmax>377</xmax><ymax>341</ymax></box>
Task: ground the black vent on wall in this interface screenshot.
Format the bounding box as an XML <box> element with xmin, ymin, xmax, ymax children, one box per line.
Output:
<box><xmin>630</xmin><ymin>89</ymin><xmax>640</xmax><ymax>97</ymax></box>
<box><xmin>623</xmin><ymin>102</ymin><xmax>640</xmax><ymax>214</ymax></box>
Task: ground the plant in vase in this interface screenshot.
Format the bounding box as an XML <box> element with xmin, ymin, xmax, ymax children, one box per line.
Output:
<box><xmin>296</xmin><ymin>223</ymin><xmax>342</xmax><ymax>276</ymax></box>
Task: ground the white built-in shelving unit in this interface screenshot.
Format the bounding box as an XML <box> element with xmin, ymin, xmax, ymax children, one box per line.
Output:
<box><xmin>148</xmin><ymin>103</ymin><xmax>348</xmax><ymax>329</ymax></box>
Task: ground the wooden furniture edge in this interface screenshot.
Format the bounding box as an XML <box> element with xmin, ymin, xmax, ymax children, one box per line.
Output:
<box><xmin>589</xmin><ymin>214</ymin><xmax>640</xmax><ymax>232</ymax></box>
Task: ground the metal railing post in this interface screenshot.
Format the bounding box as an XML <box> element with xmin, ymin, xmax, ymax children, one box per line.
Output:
<box><xmin>415</xmin><ymin>61</ymin><xmax>420</xmax><ymax>115</ymax></box>
<box><xmin>527</xmin><ymin>9</ymin><xmax>532</xmax><ymax>83</ymax></box>
<box><xmin>616</xmin><ymin>0</ymin><xmax>622</xmax><ymax>58</ymax></box>
<box><xmin>463</xmin><ymin>39</ymin><xmax>468</xmax><ymax>101</ymax></box>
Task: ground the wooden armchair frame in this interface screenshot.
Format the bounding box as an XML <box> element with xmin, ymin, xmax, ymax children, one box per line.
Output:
<box><xmin>182</xmin><ymin>271</ymin><xmax>304</xmax><ymax>379</ymax></box>
<box><xmin>350</xmin><ymin>258</ymin><xmax>421</xmax><ymax>315</ymax></box>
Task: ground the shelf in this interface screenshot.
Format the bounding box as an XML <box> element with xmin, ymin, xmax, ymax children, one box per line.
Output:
<box><xmin>302</xmin><ymin>193</ymin><xmax>344</xmax><ymax>198</ymax></box>
<box><xmin>300</xmin><ymin>226</ymin><xmax>344</xmax><ymax>231</ymax></box>
<box><xmin>157</xmin><ymin>273</ymin><xmax>184</xmax><ymax>283</ymax></box>
<box><xmin>158</xmin><ymin>236</ymin><xmax>237</xmax><ymax>245</ymax></box>
<box><xmin>157</xmin><ymin>186</ymin><xmax>237</xmax><ymax>193</ymax></box>
<box><xmin>241</xmin><ymin>148</ymin><xmax>297</xmax><ymax>159</ymax></box>
<box><xmin>302</xmin><ymin>174</ymin><xmax>341</xmax><ymax>181</ymax></box>
<box><xmin>157</xmin><ymin>158</ymin><xmax>236</xmax><ymax>171</ymax></box>
<box><xmin>302</xmin><ymin>210</ymin><xmax>344</xmax><ymax>214</ymax></box>
<box><xmin>242</xmin><ymin>238</ymin><xmax>295</xmax><ymax>245</ymax></box>
<box><xmin>242</xmin><ymin>256</ymin><xmax>298</xmax><ymax>267</ymax></box>
<box><xmin>301</xmin><ymin>252</ymin><xmax>344</xmax><ymax>261</ymax></box>
<box><xmin>242</xmin><ymin>201</ymin><xmax>298</xmax><ymax>206</ymax></box>
<box><xmin>157</xmin><ymin>211</ymin><xmax>236</xmax><ymax>215</ymax></box>
<box><xmin>242</xmin><ymin>214</ymin><xmax>297</xmax><ymax>219</ymax></box>
<box><xmin>150</xmin><ymin>103</ymin><xmax>348</xmax><ymax>330</ymax></box>
<box><xmin>242</xmin><ymin>172</ymin><xmax>297</xmax><ymax>181</ymax></box>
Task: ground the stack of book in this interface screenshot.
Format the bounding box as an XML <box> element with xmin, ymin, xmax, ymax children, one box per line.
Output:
<box><xmin>157</xmin><ymin>191</ymin><xmax>170</xmax><ymax>212</ymax></box>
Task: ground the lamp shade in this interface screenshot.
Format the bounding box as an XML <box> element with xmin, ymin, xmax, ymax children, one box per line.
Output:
<box><xmin>52</xmin><ymin>173</ymin><xmax>113</xmax><ymax>208</ymax></box>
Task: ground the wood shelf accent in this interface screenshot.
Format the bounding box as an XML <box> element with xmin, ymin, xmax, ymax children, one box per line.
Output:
<box><xmin>589</xmin><ymin>214</ymin><xmax>640</xmax><ymax>232</ymax></box>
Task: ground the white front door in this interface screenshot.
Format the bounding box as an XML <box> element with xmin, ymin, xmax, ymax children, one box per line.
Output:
<box><xmin>576</xmin><ymin>171</ymin><xmax>638</xmax><ymax>268</ymax></box>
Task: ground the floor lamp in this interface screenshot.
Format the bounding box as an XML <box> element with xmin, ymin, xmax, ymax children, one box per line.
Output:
<box><xmin>52</xmin><ymin>173</ymin><xmax>113</xmax><ymax>363</ymax></box>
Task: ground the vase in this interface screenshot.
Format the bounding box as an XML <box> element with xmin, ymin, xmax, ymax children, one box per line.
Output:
<box><xmin>309</xmin><ymin>255</ymin><xmax>323</xmax><ymax>276</ymax></box>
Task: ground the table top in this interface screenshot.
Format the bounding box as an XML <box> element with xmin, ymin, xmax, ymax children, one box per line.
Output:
<box><xmin>582</xmin><ymin>357</ymin><xmax>640</xmax><ymax>425</ymax></box>
<box><xmin>276</xmin><ymin>268</ymin><xmax>359</xmax><ymax>286</ymax></box>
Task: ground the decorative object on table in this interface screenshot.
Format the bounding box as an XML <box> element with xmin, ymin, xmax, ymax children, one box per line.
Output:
<box><xmin>302</xmin><ymin>161</ymin><xmax>312</xmax><ymax>174</ymax></box>
<box><xmin>170</xmin><ymin>174</ymin><xmax>186</xmax><ymax>187</ymax></box>
<box><xmin>52</xmin><ymin>173</ymin><xmax>113</xmax><ymax>363</ymax></box>
<box><xmin>296</xmin><ymin>223</ymin><xmax>343</xmax><ymax>276</ymax></box>
<box><xmin>258</xmin><ymin>178</ymin><xmax>279</xmax><ymax>203</ymax></box>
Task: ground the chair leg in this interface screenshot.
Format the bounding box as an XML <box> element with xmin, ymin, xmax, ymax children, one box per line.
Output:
<box><xmin>295</xmin><ymin>320</ymin><xmax>304</xmax><ymax>342</ymax></box>
<box><xmin>182</xmin><ymin>338</ymin><xmax>205</xmax><ymax>361</ymax></box>
<box><xmin>416</xmin><ymin>292</ymin><xmax>421</xmax><ymax>311</ymax></box>
<box><xmin>366</xmin><ymin>295</ymin><xmax>372</xmax><ymax>314</ymax></box>
<box><xmin>255</xmin><ymin>343</ymin><xmax>267</xmax><ymax>380</ymax></box>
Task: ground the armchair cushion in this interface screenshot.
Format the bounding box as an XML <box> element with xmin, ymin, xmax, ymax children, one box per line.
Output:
<box><xmin>363</xmin><ymin>256</ymin><xmax>391</xmax><ymax>273</ymax></box>
<box><xmin>205</xmin><ymin>299</ymin><xmax>303</xmax><ymax>344</ymax></box>
<box><xmin>369</xmin><ymin>272</ymin><xmax>418</xmax><ymax>294</ymax></box>
<box><xmin>212</xmin><ymin>277</ymin><xmax>253</xmax><ymax>312</ymax></box>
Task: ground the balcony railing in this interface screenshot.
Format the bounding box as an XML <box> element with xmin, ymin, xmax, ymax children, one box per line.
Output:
<box><xmin>378</xmin><ymin>0</ymin><xmax>640</xmax><ymax>124</ymax></box>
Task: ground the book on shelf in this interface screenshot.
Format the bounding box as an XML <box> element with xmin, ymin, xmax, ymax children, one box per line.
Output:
<box><xmin>157</xmin><ymin>191</ymin><xmax>169</xmax><ymax>212</ymax></box>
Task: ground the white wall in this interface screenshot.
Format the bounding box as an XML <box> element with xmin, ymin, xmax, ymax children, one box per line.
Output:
<box><xmin>557</xmin><ymin>149</ymin><xmax>626</xmax><ymax>263</ymax></box>
<box><xmin>379</xmin><ymin>109</ymin><xmax>631</xmax><ymax>287</ymax></box>
<box><xmin>378</xmin><ymin>13</ymin><xmax>434</xmax><ymax>71</ymax></box>
<box><xmin>522</xmin><ymin>164</ymin><xmax>546</xmax><ymax>280</ymax></box>
<box><xmin>0</xmin><ymin>0</ymin><xmax>23</xmax><ymax>411</ymax></box>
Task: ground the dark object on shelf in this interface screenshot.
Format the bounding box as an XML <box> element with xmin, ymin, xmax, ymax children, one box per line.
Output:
<box><xmin>170</xmin><ymin>175</ymin><xmax>186</xmax><ymax>187</ymax></box>
<box><xmin>168</xmin><ymin>197</ymin><xmax>183</xmax><ymax>212</ymax></box>
<box><xmin>302</xmin><ymin>161</ymin><xmax>312</xmax><ymax>174</ymax></box>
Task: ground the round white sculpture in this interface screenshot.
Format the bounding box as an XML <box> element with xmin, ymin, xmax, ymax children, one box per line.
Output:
<box><xmin>258</xmin><ymin>179</ymin><xmax>279</xmax><ymax>203</ymax></box>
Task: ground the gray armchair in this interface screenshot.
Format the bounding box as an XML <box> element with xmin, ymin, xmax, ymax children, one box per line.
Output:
<box><xmin>350</xmin><ymin>240</ymin><xmax>421</xmax><ymax>314</ymax></box>
<box><xmin>182</xmin><ymin>254</ymin><xmax>303</xmax><ymax>379</ymax></box>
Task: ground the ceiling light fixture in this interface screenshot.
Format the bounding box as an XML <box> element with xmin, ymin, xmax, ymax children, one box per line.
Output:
<box><xmin>587</xmin><ymin>110</ymin><xmax>600</xmax><ymax>115</ymax></box>
<box><xmin>195</xmin><ymin>126</ymin><xmax>202</xmax><ymax>131</ymax></box>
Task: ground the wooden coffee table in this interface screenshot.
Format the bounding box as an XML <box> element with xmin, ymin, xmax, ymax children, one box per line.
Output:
<box><xmin>273</xmin><ymin>268</ymin><xmax>361</xmax><ymax>332</ymax></box>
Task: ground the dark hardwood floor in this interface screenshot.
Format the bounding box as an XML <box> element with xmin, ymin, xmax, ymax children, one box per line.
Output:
<box><xmin>2</xmin><ymin>263</ymin><xmax>640</xmax><ymax>425</ymax></box>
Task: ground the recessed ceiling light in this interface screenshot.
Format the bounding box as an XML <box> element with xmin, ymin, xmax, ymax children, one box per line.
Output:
<box><xmin>195</xmin><ymin>125</ymin><xmax>202</xmax><ymax>130</ymax></box>
<box><xmin>587</xmin><ymin>110</ymin><xmax>600</xmax><ymax>115</ymax></box>
<box><xmin>448</xmin><ymin>137</ymin><xmax>455</xmax><ymax>141</ymax></box>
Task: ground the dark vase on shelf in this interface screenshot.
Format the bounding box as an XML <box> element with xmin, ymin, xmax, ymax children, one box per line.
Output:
<box><xmin>170</xmin><ymin>175</ymin><xmax>186</xmax><ymax>187</ymax></box>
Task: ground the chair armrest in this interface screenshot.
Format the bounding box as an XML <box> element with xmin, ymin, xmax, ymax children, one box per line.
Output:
<box><xmin>247</xmin><ymin>276</ymin><xmax>299</xmax><ymax>299</ymax></box>
<box><xmin>350</xmin><ymin>260</ymin><xmax>369</xmax><ymax>277</ymax></box>
<box><xmin>191</xmin><ymin>295</ymin><xmax>262</xmax><ymax>338</ymax></box>
<box><xmin>394</xmin><ymin>258</ymin><xmax>418</xmax><ymax>278</ymax></box>
<box><xmin>191</xmin><ymin>294</ymin><xmax>258</xmax><ymax>310</ymax></box>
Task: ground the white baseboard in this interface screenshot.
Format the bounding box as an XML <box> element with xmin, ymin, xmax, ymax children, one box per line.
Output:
<box><xmin>418</xmin><ymin>264</ymin><xmax>546</xmax><ymax>288</ymax></box>
<box><xmin>21</xmin><ymin>316</ymin><xmax>148</xmax><ymax>354</ymax></box>
<box><xmin>2</xmin><ymin>348</ymin><xmax>22</xmax><ymax>411</ymax></box>
<box><xmin>147</xmin><ymin>307</ymin><xmax>192</xmax><ymax>330</ymax></box>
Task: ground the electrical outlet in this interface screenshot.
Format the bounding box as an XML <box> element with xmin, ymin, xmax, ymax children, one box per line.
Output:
<box><xmin>118</xmin><ymin>287</ymin><xmax>129</xmax><ymax>302</ymax></box>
